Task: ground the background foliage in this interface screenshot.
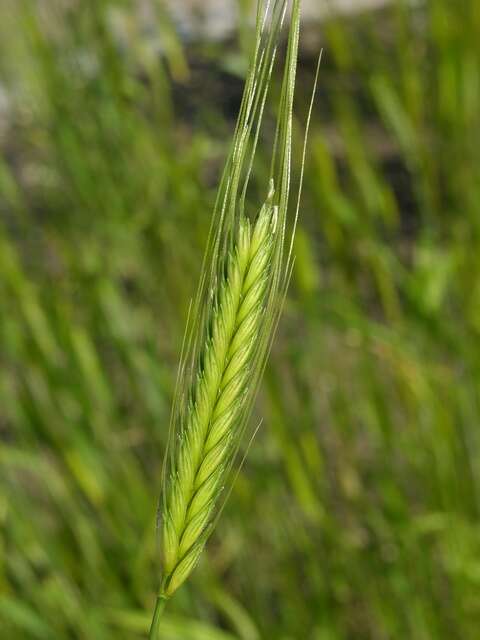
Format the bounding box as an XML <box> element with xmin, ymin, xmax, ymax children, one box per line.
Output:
<box><xmin>1</xmin><ymin>0</ymin><xmax>480</xmax><ymax>638</ymax></box>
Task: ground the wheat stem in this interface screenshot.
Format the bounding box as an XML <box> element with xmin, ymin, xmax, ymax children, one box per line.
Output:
<box><xmin>148</xmin><ymin>594</ymin><xmax>168</xmax><ymax>640</ymax></box>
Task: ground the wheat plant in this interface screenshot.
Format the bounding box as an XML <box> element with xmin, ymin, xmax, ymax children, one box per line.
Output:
<box><xmin>149</xmin><ymin>1</ymin><xmax>318</xmax><ymax>636</ymax></box>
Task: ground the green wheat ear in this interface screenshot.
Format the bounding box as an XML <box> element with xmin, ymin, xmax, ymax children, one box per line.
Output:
<box><xmin>162</xmin><ymin>196</ymin><xmax>277</xmax><ymax>598</ymax></box>
<box><xmin>149</xmin><ymin>0</ymin><xmax>319</xmax><ymax>636</ymax></box>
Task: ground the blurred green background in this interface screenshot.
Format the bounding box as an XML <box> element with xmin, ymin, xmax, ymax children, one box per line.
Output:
<box><xmin>1</xmin><ymin>0</ymin><xmax>480</xmax><ymax>638</ymax></box>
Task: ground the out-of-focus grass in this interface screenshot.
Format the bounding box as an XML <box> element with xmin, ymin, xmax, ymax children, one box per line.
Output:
<box><xmin>1</xmin><ymin>1</ymin><xmax>480</xmax><ymax>638</ymax></box>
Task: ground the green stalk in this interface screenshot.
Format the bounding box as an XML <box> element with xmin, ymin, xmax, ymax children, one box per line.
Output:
<box><xmin>148</xmin><ymin>595</ymin><xmax>168</xmax><ymax>640</ymax></box>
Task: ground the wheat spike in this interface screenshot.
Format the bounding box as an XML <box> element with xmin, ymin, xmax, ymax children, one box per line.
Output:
<box><xmin>148</xmin><ymin>2</ymin><xmax>314</xmax><ymax>636</ymax></box>
<box><xmin>161</xmin><ymin>196</ymin><xmax>277</xmax><ymax>597</ymax></box>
